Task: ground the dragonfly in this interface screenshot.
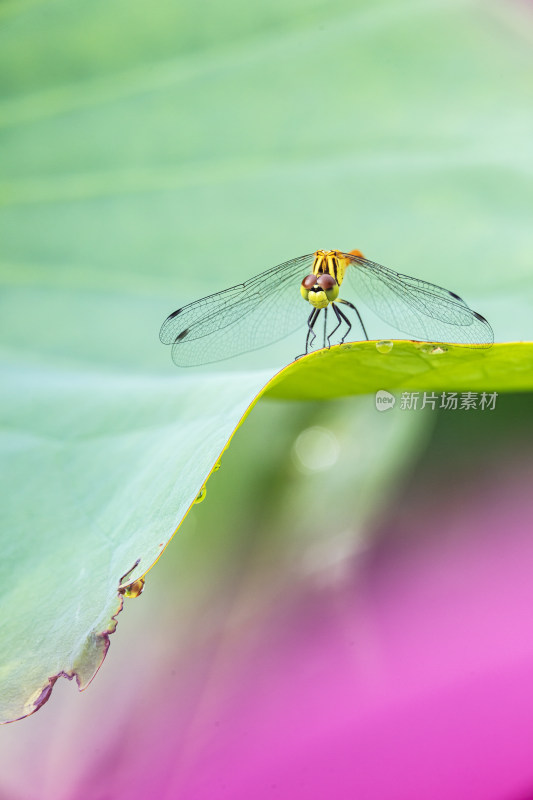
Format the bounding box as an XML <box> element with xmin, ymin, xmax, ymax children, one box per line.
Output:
<box><xmin>160</xmin><ymin>249</ymin><xmax>493</xmax><ymax>366</ymax></box>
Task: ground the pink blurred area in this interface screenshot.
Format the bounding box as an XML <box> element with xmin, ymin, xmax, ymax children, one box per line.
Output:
<box><xmin>2</xmin><ymin>458</ymin><xmax>533</xmax><ymax>800</ymax></box>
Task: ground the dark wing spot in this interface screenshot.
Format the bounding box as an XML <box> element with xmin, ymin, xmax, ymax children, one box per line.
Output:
<box><xmin>175</xmin><ymin>328</ymin><xmax>189</xmax><ymax>342</ymax></box>
<box><xmin>472</xmin><ymin>311</ymin><xmax>488</xmax><ymax>323</ymax></box>
<box><xmin>449</xmin><ymin>291</ymin><xmax>463</xmax><ymax>301</ymax></box>
<box><xmin>167</xmin><ymin>308</ymin><xmax>182</xmax><ymax>320</ymax></box>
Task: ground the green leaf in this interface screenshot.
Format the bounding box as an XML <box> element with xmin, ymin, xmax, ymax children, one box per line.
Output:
<box><xmin>0</xmin><ymin>365</ymin><xmax>273</xmax><ymax>723</ymax></box>
<box><xmin>1</xmin><ymin>0</ymin><xmax>533</xmax><ymax>723</ymax></box>
<box><xmin>267</xmin><ymin>341</ymin><xmax>533</xmax><ymax>400</ymax></box>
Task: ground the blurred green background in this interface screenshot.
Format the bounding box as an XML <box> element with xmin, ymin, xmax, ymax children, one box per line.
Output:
<box><xmin>1</xmin><ymin>0</ymin><xmax>532</xmax><ymax>375</ymax></box>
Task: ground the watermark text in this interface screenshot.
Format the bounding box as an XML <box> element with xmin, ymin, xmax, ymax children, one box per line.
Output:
<box><xmin>376</xmin><ymin>390</ymin><xmax>498</xmax><ymax>412</ymax></box>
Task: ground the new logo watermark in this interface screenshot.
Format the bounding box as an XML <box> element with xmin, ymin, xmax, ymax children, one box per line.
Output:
<box><xmin>375</xmin><ymin>390</ymin><xmax>498</xmax><ymax>412</ymax></box>
<box><xmin>375</xmin><ymin>390</ymin><xmax>396</xmax><ymax>411</ymax></box>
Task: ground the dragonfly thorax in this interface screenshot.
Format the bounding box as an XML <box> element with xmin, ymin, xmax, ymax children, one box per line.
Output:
<box><xmin>312</xmin><ymin>250</ymin><xmax>349</xmax><ymax>284</ymax></box>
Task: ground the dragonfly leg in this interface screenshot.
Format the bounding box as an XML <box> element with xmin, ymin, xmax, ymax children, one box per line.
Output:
<box><xmin>328</xmin><ymin>303</ymin><xmax>343</xmax><ymax>346</ymax></box>
<box><xmin>295</xmin><ymin>308</ymin><xmax>320</xmax><ymax>359</ymax></box>
<box><xmin>306</xmin><ymin>308</ymin><xmax>320</xmax><ymax>352</ymax></box>
<box><xmin>323</xmin><ymin>307</ymin><xmax>328</xmax><ymax>349</ymax></box>
<box><xmin>334</xmin><ymin>303</ymin><xmax>352</xmax><ymax>344</ymax></box>
<box><xmin>337</xmin><ymin>299</ymin><xmax>369</xmax><ymax>340</ymax></box>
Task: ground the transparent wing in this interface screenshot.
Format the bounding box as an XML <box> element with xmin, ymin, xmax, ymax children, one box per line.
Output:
<box><xmin>343</xmin><ymin>253</ymin><xmax>493</xmax><ymax>347</ymax></box>
<box><xmin>160</xmin><ymin>254</ymin><xmax>315</xmax><ymax>366</ymax></box>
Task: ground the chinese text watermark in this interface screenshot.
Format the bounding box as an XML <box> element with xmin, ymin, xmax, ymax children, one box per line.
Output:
<box><xmin>376</xmin><ymin>390</ymin><xmax>498</xmax><ymax>412</ymax></box>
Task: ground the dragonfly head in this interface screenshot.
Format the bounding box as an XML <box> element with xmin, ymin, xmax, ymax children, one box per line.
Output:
<box><xmin>300</xmin><ymin>272</ymin><xmax>339</xmax><ymax>309</ymax></box>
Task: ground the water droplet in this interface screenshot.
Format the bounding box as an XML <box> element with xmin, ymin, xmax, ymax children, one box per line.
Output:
<box><xmin>212</xmin><ymin>461</ymin><xmax>221</xmax><ymax>472</ymax></box>
<box><xmin>194</xmin><ymin>485</ymin><xmax>207</xmax><ymax>504</ymax></box>
<box><xmin>416</xmin><ymin>342</ymin><xmax>448</xmax><ymax>354</ymax></box>
<box><xmin>376</xmin><ymin>340</ymin><xmax>393</xmax><ymax>354</ymax></box>
<box><xmin>119</xmin><ymin>577</ymin><xmax>145</xmax><ymax>598</ymax></box>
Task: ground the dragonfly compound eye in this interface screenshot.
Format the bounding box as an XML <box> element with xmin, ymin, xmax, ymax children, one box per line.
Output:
<box><xmin>300</xmin><ymin>273</ymin><xmax>317</xmax><ymax>300</ymax></box>
<box><xmin>317</xmin><ymin>273</ymin><xmax>339</xmax><ymax>301</ymax></box>
<box><xmin>316</xmin><ymin>274</ymin><xmax>335</xmax><ymax>290</ymax></box>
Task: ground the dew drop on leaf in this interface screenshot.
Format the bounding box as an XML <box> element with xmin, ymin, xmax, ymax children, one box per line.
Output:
<box><xmin>376</xmin><ymin>340</ymin><xmax>394</xmax><ymax>354</ymax></box>
<box><xmin>194</xmin><ymin>485</ymin><xmax>207</xmax><ymax>504</ymax></box>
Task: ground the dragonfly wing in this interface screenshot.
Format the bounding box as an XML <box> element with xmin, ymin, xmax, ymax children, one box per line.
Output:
<box><xmin>160</xmin><ymin>254</ymin><xmax>315</xmax><ymax>366</ymax></box>
<box><xmin>344</xmin><ymin>254</ymin><xmax>493</xmax><ymax>347</ymax></box>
